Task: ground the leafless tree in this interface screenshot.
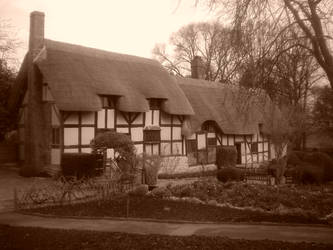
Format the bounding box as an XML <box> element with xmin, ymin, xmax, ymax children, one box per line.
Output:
<box><xmin>201</xmin><ymin>0</ymin><xmax>333</xmax><ymax>88</ymax></box>
<box><xmin>152</xmin><ymin>22</ymin><xmax>245</xmax><ymax>83</ymax></box>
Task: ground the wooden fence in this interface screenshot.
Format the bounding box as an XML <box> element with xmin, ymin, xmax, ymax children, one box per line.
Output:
<box><xmin>15</xmin><ymin>177</ymin><xmax>134</xmax><ymax>210</ymax></box>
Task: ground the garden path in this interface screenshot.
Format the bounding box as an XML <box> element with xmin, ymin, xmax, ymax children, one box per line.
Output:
<box><xmin>0</xmin><ymin>212</ymin><xmax>332</xmax><ymax>244</ymax></box>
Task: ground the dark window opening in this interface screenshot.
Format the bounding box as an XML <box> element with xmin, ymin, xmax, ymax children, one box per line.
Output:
<box><xmin>143</xmin><ymin>129</ymin><xmax>161</xmax><ymax>142</ymax></box>
<box><xmin>207</xmin><ymin>137</ymin><xmax>217</xmax><ymax>147</ymax></box>
<box><xmin>251</xmin><ymin>142</ymin><xmax>258</xmax><ymax>153</ymax></box>
<box><xmin>149</xmin><ymin>99</ymin><xmax>161</xmax><ymax>110</ymax></box>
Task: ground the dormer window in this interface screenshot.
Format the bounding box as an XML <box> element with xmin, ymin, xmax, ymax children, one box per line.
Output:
<box><xmin>101</xmin><ymin>96</ymin><xmax>115</xmax><ymax>108</ymax></box>
<box><xmin>149</xmin><ymin>99</ymin><xmax>161</xmax><ymax>110</ymax></box>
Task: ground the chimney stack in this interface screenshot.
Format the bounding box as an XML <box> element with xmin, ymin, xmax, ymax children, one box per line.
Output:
<box><xmin>29</xmin><ymin>11</ymin><xmax>45</xmax><ymax>57</ymax></box>
<box><xmin>191</xmin><ymin>56</ymin><xmax>205</xmax><ymax>79</ymax></box>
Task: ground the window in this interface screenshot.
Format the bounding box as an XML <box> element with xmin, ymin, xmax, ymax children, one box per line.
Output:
<box><xmin>207</xmin><ymin>137</ymin><xmax>217</xmax><ymax>147</ymax></box>
<box><xmin>143</xmin><ymin>128</ymin><xmax>160</xmax><ymax>142</ymax></box>
<box><xmin>149</xmin><ymin>99</ymin><xmax>161</xmax><ymax>110</ymax></box>
<box><xmin>251</xmin><ymin>142</ymin><xmax>258</xmax><ymax>153</ymax></box>
<box><xmin>52</xmin><ymin>127</ymin><xmax>60</xmax><ymax>147</ymax></box>
<box><xmin>101</xmin><ymin>96</ymin><xmax>115</xmax><ymax>108</ymax></box>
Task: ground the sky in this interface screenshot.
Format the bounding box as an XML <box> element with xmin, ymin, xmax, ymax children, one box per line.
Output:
<box><xmin>1</xmin><ymin>0</ymin><xmax>219</xmax><ymax>66</ymax></box>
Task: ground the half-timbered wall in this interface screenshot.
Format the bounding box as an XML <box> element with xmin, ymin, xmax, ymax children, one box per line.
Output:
<box><xmin>18</xmin><ymin>91</ymin><xmax>29</xmax><ymax>161</ymax></box>
<box><xmin>59</xmin><ymin>97</ymin><xmax>185</xmax><ymax>160</ymax></box>
<box><xmin>185</xmin><ymin>121</ymin><xmax>271</xmax><ymax>166</ymax></box>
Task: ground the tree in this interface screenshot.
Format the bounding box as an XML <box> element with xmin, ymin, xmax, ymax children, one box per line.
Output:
<box><xmin>203</xmin><ymin>0</ymin><xmax>333</xmax><ymax>88</ymax></box>
<box><xmin>153</xmin><ymin>22</ymin><xmax>244</xmax><ymax>83</ymax></box>
<box><xmin>312</xmin><ymin>85</ymin><xmax>333</xmax><ymax>138</ymax></box>
<box><xmin>0</xmin><ymin>20</ymin><xmax>20</xmax><ymax>141</ymax></box>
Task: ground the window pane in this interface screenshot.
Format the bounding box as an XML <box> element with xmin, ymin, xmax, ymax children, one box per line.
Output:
<box><xmin>143</xmin><ymin>129</ymin><xmax>160</xmax><ymax>142</ymax></box>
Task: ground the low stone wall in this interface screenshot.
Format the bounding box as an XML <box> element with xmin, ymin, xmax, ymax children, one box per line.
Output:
<box><xmin>159</xmin><ymin>156</ymin><xmax>217</xmax><ymax>175</ymax></box>
<box><xmin>0</xmin><ymin>142</ymin><xmax>17</xmax><ymax>164</ymax></box>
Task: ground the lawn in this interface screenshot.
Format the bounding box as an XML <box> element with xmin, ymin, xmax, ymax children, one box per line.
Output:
<box><xmin>1</xmin><ymin>225</ymin><xmax>332</xmax><ymax>250</ymax></box>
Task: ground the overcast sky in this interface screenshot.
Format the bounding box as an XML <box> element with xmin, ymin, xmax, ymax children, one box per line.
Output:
<box><xmin>1</xmin><ymin>0</ymin><xmax>219</xmax><ymax>65</ymax></box>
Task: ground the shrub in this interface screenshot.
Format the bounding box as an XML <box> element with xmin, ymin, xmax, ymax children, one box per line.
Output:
<box><xmin>149</xmin><ymin>186</ymin><xmax>172</xmax><ymax>199</ymax></box>
<box><xmin>216</xmin><ymin>167</ymin><xmax>241</xmax><ymax>183</ymax></box>
<box><xmin>61</xmin><ymin>153</ymin><xmax>103</xmax><ymax>178</ymax></box>
<box><xmin>287</xmin><ymin>152</ymin><xmax>302</xmax><ymax>166</ymax></box>
<box><xmin>216</xmin><ymin>146</ymin><xmax>237</xmax><ymax>169</ymax></box>
<box><xmin>306</xmin><ymin>152</ymin><xmax>333</xmax><ymax>182</ymax></box>
<box><xmin>129</xmin><ymin>184</ymin><xmax>149</xmax><ymax>196</ymax></box>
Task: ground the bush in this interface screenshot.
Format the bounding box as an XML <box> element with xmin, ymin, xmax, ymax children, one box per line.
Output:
<box><xmin>287</xmin><ymin>152</ymin><xmax>302</xmax><ymax>166</ymax></box>
<box><xmin>61</xmin><ymin>153</ymin><xmax>103</xmax><ymax>179</ymax></box>
<box><xmin>149</xmin><ymin>186</ymin><xmax>172</xmax><ymax>199</ymax></box>
<box><xmin>129</xmin><ymin>184</ymin><xmax>149</xmax><ymax>196</ymax></box>
<box><xmin>293</xmin><ymin>163</ymin><xmax>325</xmax><ymax>184</ymax></box>
<box><xmin>306</xmin><ymin>152</ymin><xmax>333</xmax><ymax>182</ymax></box>
<box><xmin>216</xmin><ymin>146</ymin><xmax>237</xmax><ymax>169</ymax></box>
<box><xmin>216</xmin><ymin>167</ymin><xmax>242</xmax><ymax>183</ymax></box>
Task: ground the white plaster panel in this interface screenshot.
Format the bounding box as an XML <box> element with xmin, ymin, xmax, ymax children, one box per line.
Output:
<box><xmin>152</xmin><ymin>144</ymin><xmax>159</xmax><ymax>155</ymax></box>
<box><xmin>145</xmin><ymin>110</ymin><xmax>152</xmax><ymax>126</ymax></box>
<box><xmin>258</xmin><ymin>142</ymin><xmax>263</xmax><ymax>152</ymax></box>
<box><xmin>264</xmin><ymin>142</ymin><xmax>268</xmax><ymax>151</ymax></box>
<box><xmin>116</xmin><ymin>112</ymin><xmax>127</xmax><ymax>125</ymax></box>
<box><xmin>97</xmin><ymin>110</ymin><xmax>105</xmax><ymax>128</ymax></box>
<box><xmin>64</xmin><ymin>113</ymin><xmax>79</xmax><ymax>124</ymax></box>
<box><xmin>228</xmin><ymin>136</ymin><xmax>234</xmax><ymax>145</ymax></box>
<box><xmin>241</xmin><ymin>155</ymin><xmax>246</xmax><ymax>164</ymax></box>
<box><xmin>207</xmin><ymin>132</ymin><xmax>215</xmax><ymax>138</ymax></box>
<box><xmin>222</xmin><ymin>135</ymin><xmax>228</xmax><ymax>145</ymax></box>
<box><xmin>64</xmin><ymin>148</ymin><xmax>79</xmax><ymax>153</ymax></box>
<box><xmin>153</xmin><ymin>110</ymin><xmax>160</xmax><ymax>126</ymax></box>
<box><xmin>161</xmin><ymin>112</ymin><xmax>171</xmax><ymax>124</ymax></box>
<box><xmin>81</xmin><ymin>148</ymin><xmax>92</xmax><ymax>153</ymax></box>
<box><xmin>52</xmin><ymin>107</ymin><xmax>60</xmax><ymax>126</ymax></box>
<box><xmin>132</xmin><ymin>113</ymin><xmax>143</xmax><ymax>125</ymax></box>
<box><xmin>51</xmin><ymin>149</ymin><xmax>61</xmax><ymax>165</ymax></box>
<box><xmin>135</xmin><ymin>144</ymin><xmax>143</xmax><ymax>155</ymax></box>
<box><xmin>161</xmin><ymin>127</ymin><xmax>171</xmax><ymax>141</ymax></box>
<box><xmin>161</xmin><ymin>142</ymin><xmax>171</xmax><ymax>155</ymax></box>
<box><xmin>172</xmin><ymin>142</ymin><xmax>182</xmax><ymax>155</ymax></box>
<box><xmin>81</xmin><ymin>127</ymin><xmax>94</xmax><ymax>145</ymax></box>
<box><xmin>241</xmin><ymin>143</ymin><xmax>245</xmax><ymax>155</ymax></box>
<box><xmin>82</xmin><ymin>112</ymin><xmax>95</xmax><ymax>125</ymax></box>
<box><xmin>172</xmin><ymin>127</ymin><xmax>182</xmax><ymax>140</ymax></box>
<box><xmin>116</xmin><ymin>127</ymin><xmax>129</xmax><ymax>134</ymax></box>
<box><xmin>235</xmin><ymin>135</ymin><xmax>243</xmax><ymax>142</ymax></box>
<box><xmin>131</xmin><ymin>127</ymin><xmax>143</xmax><ymax>142</ymax></box>
<box><xmin>197</xmin><ymin>134</ymin><xmax>206</xmax><ymax>150</ymax></box>
<box><xmin>270</xmin><ymin>144</ymin><xmax>276</xmax><ymax>159</ymax></box>
<box><xmin>106</xmin><ymin>148</ymin><xmax>114</xmax><ymax>159</ymax></box>
<box><xmin>187</xmin><ymin>133</ymin><xmax>196</xmax><ymax>140</ymax></box>
<box><xmin>183</xmin><ymin>138</ymin><xmax>186</xmax><ymax>155</ymax></box>
<box><xmin>107</xmin><ymin>109</ymin><xmax>115</xmax><ymax>128</ymax></box>
<box><xmin>252</xmin><ymin>154</ymin><xmax>258</xmax><ymax>162</ymax></box>
<box><xmin>64</xmin><ymin>128</ymin><xmax>79</xmax><ymax>146</ymax></box>
<box><xmin>264</xmin><ymin>152</ymin><xmax>269</xmax><ymax>161</ymax></box>
<box><xmin>258</xmin><ymin>153</ymin><xmax>263</xmax><ymax>162</ymax></box>
<box><xmin>173</xmin><ymin>116</ymin><xmax>181</xmax><ymax>124</ymax></box>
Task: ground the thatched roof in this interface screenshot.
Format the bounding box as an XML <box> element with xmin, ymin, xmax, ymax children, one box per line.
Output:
<box><xmin>177</xmin><ymin>77</ymin><xmax>279</xmax><ymax>135</ymax></box>
<box><xmin>12</xmin><ymin>39</ymin><xmax>194</xmax><ymax>115</ymax></box>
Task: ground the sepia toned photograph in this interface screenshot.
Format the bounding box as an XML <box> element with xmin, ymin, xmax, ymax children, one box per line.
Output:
<box><xmin>0</xmin><ymin>0</ymin><xmax>333</xmax><ymax>249</ymax></box>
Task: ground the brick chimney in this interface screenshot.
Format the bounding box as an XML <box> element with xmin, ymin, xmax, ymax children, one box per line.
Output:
<box><xmin>24</xmin><ymin>11</ymin><xmax>51</xmax><ymax>175</ymax></box>
<box><xmin>191</xmin><ymin>56</ymin><xmax>205</xmax><ymax>79</ymax></box>
<box><xmin>29</xmin><ymin>11</ymin><xmax>45</xmax><ymax>58</ymax></box>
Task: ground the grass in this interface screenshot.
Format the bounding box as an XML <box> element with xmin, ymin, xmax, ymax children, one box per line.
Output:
<box><xmin>1</xmin><ymin>225</ymin><xmax>332</xmax><ymax>250</ymax></box>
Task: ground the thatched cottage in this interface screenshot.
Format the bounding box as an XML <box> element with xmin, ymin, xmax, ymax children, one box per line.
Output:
<box><xmin>10</xmin><ymin>12</ymin><xmax>280</xmax><ymax>174</ymax></box>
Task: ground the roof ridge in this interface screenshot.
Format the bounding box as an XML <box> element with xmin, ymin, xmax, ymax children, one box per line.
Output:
<box><xmin>44</xmin><ymin>39</ymin><xmax>159</xmax><ymax>65</ymax></box>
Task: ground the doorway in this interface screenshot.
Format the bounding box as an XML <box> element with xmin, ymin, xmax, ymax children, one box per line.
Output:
<box><xmin>235</xmin><ymin>143</ymin><xmax>242</xmax><ymax>164</ymax></box>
